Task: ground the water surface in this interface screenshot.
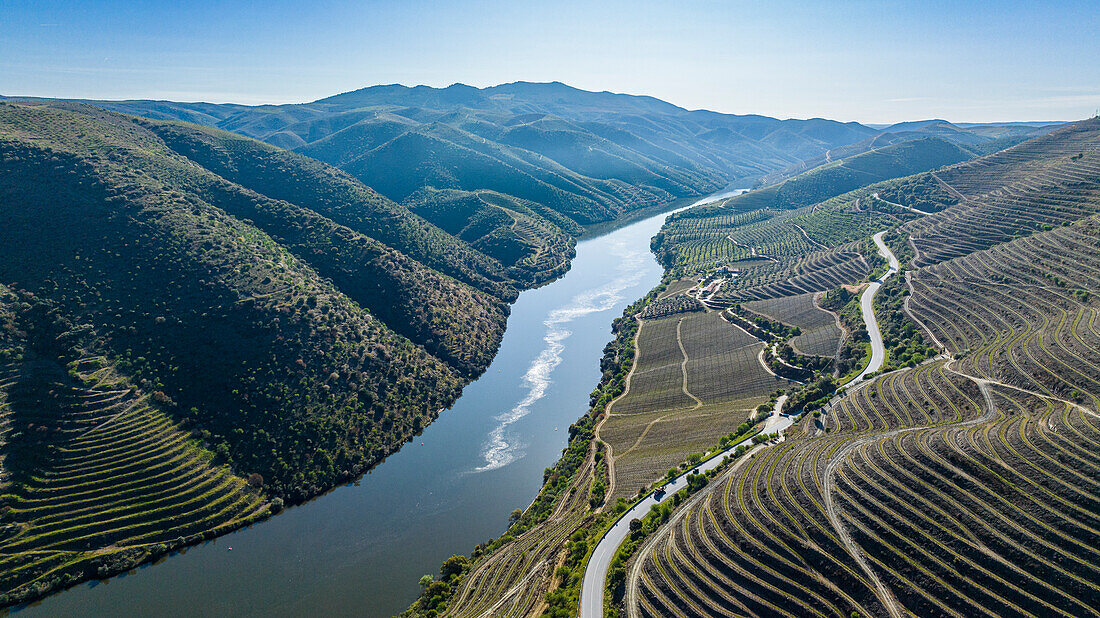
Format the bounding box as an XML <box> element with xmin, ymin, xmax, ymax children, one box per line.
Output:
<box><xmin>25</xmin><ymin>189</ymin><xmax>743</xmax><ymax>617</ymax></box>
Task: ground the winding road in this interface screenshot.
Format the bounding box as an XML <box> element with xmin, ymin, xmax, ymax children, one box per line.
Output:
<box><xmin>848</xmin><ymin>230</ymin><xmax>899</xmax><ymax>387</ymax></box>
<box><xmin>579</xmin><ymin>230</ymin><xmax>897</xmax><ymax>616</ymax></box>
<box><xmin>579</xmin><ymin>396</ymin><xmax>788</xmax><ymax>618</ymax></box>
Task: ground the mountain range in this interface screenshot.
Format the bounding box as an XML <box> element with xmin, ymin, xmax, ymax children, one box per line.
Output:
<box><xmin>0</xmin><ymin>82</ymin><xmax>1070</xmax><ymax>607</ymax></box>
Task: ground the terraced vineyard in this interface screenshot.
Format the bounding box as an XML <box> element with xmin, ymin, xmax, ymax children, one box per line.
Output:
<box><xmin>744</xmin><ymin>293</ymin><xmax>844</xmax><ymax>358</ymax></box>
<box><xmin>902</xmin><ymin>120</ymin><xmax>1100</xmax><ymax>267</ymax></box>
<box><xmin>600</xmin><ymin>311</ymin><xmax>784</xmax><ymax>502</ymax></box>
<box><xmin>0</xmin><ymin>292</ymin><xmax>268</xmax><ymax>604</ymax></box>
<box><xmin>619</xmin><ymin>118</ymin><xmax>1100</xmax><ymax>618</ymax></box>
<box><xmin>907</xmin><ymin>216</ymin><xmax>1100</xmax><ymax>405</ymax></box>
<box><xmin>655</xmin><ymin>192</ymin><xmax>904</xmax><ymax>309</ymax></box>
<box><xmin>443</xmin><ymin>451</ymin><xmax>598</xmax><ymax>617</ymax></box>
<box><xmin>706</xmin><ymin>243</ymin><xmax>873</xmax><ymax>306</ymax></box>
<box><xmin>410</xmin><ymin>119</ymin><xmax>1099</xmax><ymax>618</ymax></box>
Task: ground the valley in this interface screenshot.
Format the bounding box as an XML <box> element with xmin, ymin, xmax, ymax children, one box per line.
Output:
<box><xmin>0</xmin><ymin>85</ymin><xmax>936</xmax><ymax>609</ymax></box>
<box><xmin>403</xmin><ymin>117</ymin><xmax>1099</xmax><ymax>618</ymax></box>
<box><xmin>20</xmin><ymin>186</ymin><xmax>738</xmax><ymax>617</ymax></box>
<box><xmin>0</xmin><ymin>83</ymin><xmax>1095</xmax><ymax>618</ymax></box>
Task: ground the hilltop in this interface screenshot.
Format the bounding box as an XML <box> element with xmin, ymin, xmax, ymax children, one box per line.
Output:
<box><xmin>34</xmin><ymin>83</ymin><xmax>1062</xmax><ymax>233</ymax></box>
<box><xmin>666</xmin><ymin>135</ymin><xmax>977</xmax><ymax>223</ymax></box>
<box><xmin>37</xmin><ymin>82</ymin><xmax>893</xmax><ymax>225</ymax></box>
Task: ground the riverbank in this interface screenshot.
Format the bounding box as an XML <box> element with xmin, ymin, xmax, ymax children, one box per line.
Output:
<box><xmin>25</xmin><ymin>193</ymin><xmax>725</xmax><ymax>617</ymax></box>
<box><xmin>580</xmin><ymin>227</ymin><xmax>900</xmax><ymax>615</ymax></box>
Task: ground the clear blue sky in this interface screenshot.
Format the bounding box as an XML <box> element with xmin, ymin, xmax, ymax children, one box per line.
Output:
<box><xmin>2</xmin><ymin>0</ymin><xmax>1097</xmax><ymax>123</ymax></box>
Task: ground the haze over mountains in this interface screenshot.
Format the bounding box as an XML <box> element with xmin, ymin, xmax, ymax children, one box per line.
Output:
<box><xmin>17</xmin><ymin>82</ymin><xmax>1052</xmax><ymax>231</ymax></box>
<box><xmin>0</xmin><ymin>81</ymin><xmax>1075</xmax><ymax>608</ymax></box>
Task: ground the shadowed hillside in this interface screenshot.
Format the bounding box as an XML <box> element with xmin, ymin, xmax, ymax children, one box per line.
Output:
<box><xmin>0</xmin><ymin>99</ymin><xmax>582</xmax><ymax>603</ymax></box>
<box><xmin>0</xmin><ymin>101</ymin><xmax>505</xmax><ymax>502</ymax></box>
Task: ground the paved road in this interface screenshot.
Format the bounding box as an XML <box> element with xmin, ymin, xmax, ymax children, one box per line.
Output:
<box><xmin>579</xmin><ymin>232</ymin><xmax>896</xmax><ymax>615</ymax></box>
<box><xmin>849</xmin><ymin>231</ymin><xmax>899</xmax><ymax>387</ymax></box>
<box><xmin>579</xmin><ymin>396</ymin><xmax>788</xmax><ymax>618</ymax></box>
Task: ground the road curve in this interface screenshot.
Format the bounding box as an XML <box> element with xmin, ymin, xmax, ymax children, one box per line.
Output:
<box><xmin>579</xmin><ymin>396</ymin><xmax>788</xmax><ymax>618</ymax></box>
<box><xmin>849</xmin><ymin>231</ymin><xmax>899</xmax><ymax>387</ymax></box>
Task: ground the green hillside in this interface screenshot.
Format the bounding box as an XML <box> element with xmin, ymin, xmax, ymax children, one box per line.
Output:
<box><xmin>713</xmin><ymin>136</ymin><xmax>975</xmax><ymax>214</ymax></box>
<box><xmin>0</xmin><ymin>103</ymin><xmax>593</xmax><ymax>607</ymax></box>
<box><xmin>69</xmin><ymin>82</ymin><xmax>885</xmax><ymax>226</ymax></box>
<box><xmin>0</xmin><ymin>97</ymin><xmax>616</xmax><ymax>608</ymax></box>
<box><xmin>0</xmin><ymin>287</ymin><xmax>268</xmax><ymax>606</ymax></box>
<box><xmin>755</xmin><ymin>120</ymin><xmax>1057</xmax><ymax>187</ymax></box>
<box><xmin>0</xmin><ymin>101</ymin><xmax>498</xmax><ymax>500</ymax></box>
<box><xmin>403</xmin><ymin>188</ymin><xmax>578</xmax><ymax>287</ymax></box>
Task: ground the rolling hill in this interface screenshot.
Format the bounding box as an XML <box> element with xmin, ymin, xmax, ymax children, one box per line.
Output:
<box><xmin>625</xmin><ymin>117</ymin><xmax>1100</xmax><ymax>618</ymax></box>
<box><xmin>0</xmin><ymin>100</ymin><xmax>564</xmax><ymax>604</ymax></box>
<box><xmin>35</xmin><ymin>82</ymin><xmax>888</xmax><ymax>226</ymax></box>
<box><xmin>757</xmin><ymin>119</ymin><xmax>1059</xmax><ymax>186</ymax></box>
<box><xmin>678</xmin><ymin>136</ymin><xmax>977</xmax><ymax>218</ymax></box>
<box><xmin>403</xmin><ymin>116</ymin><xmax>1100</xmax><ymax>618</ymax></box>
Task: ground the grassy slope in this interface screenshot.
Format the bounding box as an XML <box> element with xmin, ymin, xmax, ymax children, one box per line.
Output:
<box><xmin>722</xmin><ymin>136</ymin><xmax>974</xmax><ymax>214</ymax></box>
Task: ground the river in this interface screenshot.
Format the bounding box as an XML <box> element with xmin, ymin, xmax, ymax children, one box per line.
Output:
<box><xmin>22</xmin><ymin>188</ymin><xmax>746</xmax><ymax>617</ymax></box>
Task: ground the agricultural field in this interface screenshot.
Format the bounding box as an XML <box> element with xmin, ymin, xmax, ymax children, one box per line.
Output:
<box><xmin>441</xmin><ymin>448</ymin><xmax>597</xmax><ymax>618</ymax></box>
<box><xmin>612</xmin><ymin>317</ymin><xmax>696</xmax><ymax>416</ymax></box>
<box><xmin>907</xmin><ymin>216</ymin><xmax>1100</xmax><ymax>404</ymax></box>
<box><xmin>599</xmin><ymin>402</ymin><xmax>759</xmax><ymax>503</ymax></box>
<box><xmin>653</xmin><ymin>146</ymin><xmax>936</xmax><ymax>280</ymax></box>
<box><xmin>620</xmin><ymin>117</ymin><xmax>1100</xmax><ymax>618</ymax></box>
<box><xmin>601</xmin><ymin>311</ymin><xmax>784</xmax><ymax>502</ymax></box>
<box><xmin>0</xmin><ymin>291</ymin><xmax>268</xmax><ymax>604</ymax></box>
<box><xmin>707</xmin><ymin>242</ymin><xmax>874</xmax><ymax>306</ymax></box>
<box><xmin>654</xmin><ymin>191</ymin><xmax>901</xmax><ymax>309</ymax></box>
<box><xmin>745</xmin><ymin>292</ymin><xmax>844</xmax><ymax>357</ymax></box>
<box><xmin>657</xmin><ymin>277</ymin><xmax>699</xmax><ymax>300</ymax></box>
<box><xmin>901</xmin><ymin>120</ymin><xmax>1100</xmax><ymax>267</ymax></box>
<box><xmin>413</xmin><ymin>119</ymin><xmax>1100</xmax><ymax>618</ymax></box>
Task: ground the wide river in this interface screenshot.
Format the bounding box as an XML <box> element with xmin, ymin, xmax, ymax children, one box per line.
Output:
<box><xmin>24</xmin><ymin>188</ymin><xmax>746</xmax><ymax>617</ymax></box>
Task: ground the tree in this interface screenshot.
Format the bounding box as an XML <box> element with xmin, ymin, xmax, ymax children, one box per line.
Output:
<box><xmin>418</xmin><ymin>574</ymin><xmax>434</xmax><ymax>589</ymax></box>
<box><xmin>440</xmin><ymin>554</ymin><xmax>470</xmax><ymax>580</ymax></box>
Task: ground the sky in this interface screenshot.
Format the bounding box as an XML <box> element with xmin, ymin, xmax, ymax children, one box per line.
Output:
<box><xmin>1</xmin><ymin>0</ymin><xmax>1098</xmax><ymax>124</ymax></box>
